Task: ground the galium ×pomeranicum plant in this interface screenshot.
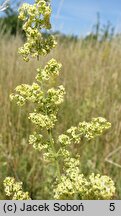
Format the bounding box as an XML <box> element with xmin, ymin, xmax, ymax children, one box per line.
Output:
<box><xmin>3</xmin><ymin>177</ymin><xmax>31</xmax><ymax>200</ymax></box>
<box><xmin>4</xmin><ymin>0</ymin><xmax>116</xmax><ymax>200</ymax></box>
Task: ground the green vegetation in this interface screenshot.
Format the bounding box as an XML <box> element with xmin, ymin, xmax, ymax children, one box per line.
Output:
<box><xmin>0</xmin><ymin>3</ymin><xmax>23</xmax><ymax>35</ymax></box>
<box><xmin>0</xmin><ymin>0</ymin><xmax>121</xmax><ymax>199</ymax></box>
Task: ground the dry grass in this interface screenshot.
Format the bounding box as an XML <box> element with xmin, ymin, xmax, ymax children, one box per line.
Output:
<box><xmin>0</xmin><ymin>33</ymin><xmax>121</xmax><ymax>199</ymax></box>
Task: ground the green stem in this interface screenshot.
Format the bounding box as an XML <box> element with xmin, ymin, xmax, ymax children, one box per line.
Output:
<box><xmin>48</xmin><ymin>129</ymin><xmax>61</xmax><ymax>181</ymax></box>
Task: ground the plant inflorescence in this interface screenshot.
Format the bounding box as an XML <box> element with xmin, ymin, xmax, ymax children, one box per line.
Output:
<box><xmin>3</xmin><ymin>0</ymin><xmax>116</xmax><ymax>200</ymax></box>
<box><xmin>4</xmin><ymin>177</ymin><xmax>31</xmax><ymax>200</ymax></box>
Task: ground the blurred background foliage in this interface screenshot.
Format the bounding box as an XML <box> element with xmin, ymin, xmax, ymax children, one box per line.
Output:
<box><xmin>0</xmin><ymin>1</ymin><xmax>121</xmax><ymax>199</ymax></box>
<box><xmin>0</xmin><ymin>1</ymin><xmax>23</xmax><ymax>35</ymax></box>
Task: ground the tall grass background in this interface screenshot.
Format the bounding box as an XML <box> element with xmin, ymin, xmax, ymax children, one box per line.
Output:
<box><xmin>0</xmin><ymin>32</ymin><xmax>121</xmax><ymax>199</ymax></box>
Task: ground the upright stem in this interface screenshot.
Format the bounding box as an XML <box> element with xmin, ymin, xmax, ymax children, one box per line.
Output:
<box><xmin>48</xmin><ymin>129</ymin><xmax>61</xmax><ymax>181</ymax></box>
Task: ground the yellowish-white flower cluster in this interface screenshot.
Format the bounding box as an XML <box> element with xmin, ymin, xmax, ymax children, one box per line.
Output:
<box><xmin>29</xmin><ymin>132</ymin><xmax>57</xmax><ymax>161</ymax></box>
<box><xmin>53</xmin><ymin>158</ymin><xmax>84</xmax><ymax>199</ymax></box>
<box><xmin>86</xmin><ymin>173</ymin><xmax>116</xmax><ymax>200</ymax></box>
<box><xmin>55</xmin><ymin>118</ymin><xmax>114</xmax><ymax>199</ymax></box>
<box><xmin>53</xmin><ymin>158</ymin><xmax>115</xmax><ymax>200</ymax></box>
<box><xmin>18</xmin><ymin>0</ymin><xmax>57</xmax><ymax>61</ymax></box>
<box><xmin>78</xmin><ymin>117</ymin><xmax>111</xmax><ymax>140</ymax></box>
<box><xmin>54</xmin><ymin>174</ymin><xmax>86</xmax><ymax>200</ymax></box>
<box><xmin>58</xmin><ymin>117</ymin><xmax>111</xmax><ymax>147</ymax></box>
<box><xmin>36</xmin><ymin>58</ymin><xmax>62</xmax><ymax>82</ymax></box>
<box><xmin>58</xmin><ymin>134</ymin><xmax>71</xmax><ymax>146</ymax></box>
<box><xmin>29</xmin><ymin>132</ymin><xmax>45</xmax><ymax>150</ymax></box>
<box><xmin>47</xmin><ymin>85</ymin><xmax>65</xmax><ymax>105</ymax></box>
<box><xmin>10</xmin><ymin>83</ymin><xmax>44</xmax><ymax>106</ymax></box>
<box><xmin>29</xmin><ymin>113</ymin><xmax>57</xmax><ymax>129</ymax></box>
<box><xmin>3</xmin><ymin>177</ymin><xmax>31</xmax><ymax>200</ymax></box>
<box><xmin>10</xmin><ymin>58</ymin><xmax>65</xmax><ymax>160</ymax></box>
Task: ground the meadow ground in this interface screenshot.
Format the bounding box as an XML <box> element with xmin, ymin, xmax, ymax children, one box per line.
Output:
<box><xmin>0</xmin><ymin>34</ymin><xmax>121</xmax><ymax>199</ymax></box>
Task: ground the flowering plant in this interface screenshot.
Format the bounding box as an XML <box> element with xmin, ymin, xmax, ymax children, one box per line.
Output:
<box><xmin>3</xmin><ymin>0</ymin><xmax>116</xmax><ymax>200</ymax></box>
